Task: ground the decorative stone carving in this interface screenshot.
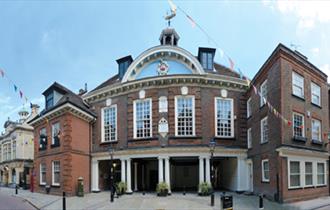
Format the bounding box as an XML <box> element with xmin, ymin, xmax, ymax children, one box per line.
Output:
<box><xmin>158</xmin><ymin>117</ymin><xmax>169</xmax><ymax>137</ymax></box>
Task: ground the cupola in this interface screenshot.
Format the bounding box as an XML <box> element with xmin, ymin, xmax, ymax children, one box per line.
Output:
<box><xmin>159</xmin><ymin>27</ymin><xmax>180</xmax><ymax>46</ymax></box>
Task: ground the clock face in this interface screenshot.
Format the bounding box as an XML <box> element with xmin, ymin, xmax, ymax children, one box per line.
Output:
<box><xmin>157</xmin><ymin>59</ymin><xmax>169</xmax><ymax>75</ymax></box>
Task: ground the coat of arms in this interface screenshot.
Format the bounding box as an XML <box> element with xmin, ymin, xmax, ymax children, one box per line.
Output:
<box><xmin>157</xmin><ymin>59</ymin><xmax>169</xmax><ymax>75</ymax></box>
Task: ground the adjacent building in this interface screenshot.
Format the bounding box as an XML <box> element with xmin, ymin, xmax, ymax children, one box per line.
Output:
<box><xmin>28</xmin><ymin>26</ymin><xmax>329</xmax><ymax>202</ymax></box>
<box><xmin>247</xmin><ymin>44</ymin><xmax>329</xmax><ymax>202</ymax></box>
<box><xmin>0</xmin><ymin>105</ymin><xmax>38</xmax><ymax>188</ymax></box>
<box><xmin>28</xmin><ymin>83</ymin><xmax>96</xmax><ymax>196</ymax></box>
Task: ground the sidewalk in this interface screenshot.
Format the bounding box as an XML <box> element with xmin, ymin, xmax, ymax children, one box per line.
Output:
<box><xmin>1</xmin><ymin>187</ymin><xmax>330</xmax><ymax>210</ymax></box>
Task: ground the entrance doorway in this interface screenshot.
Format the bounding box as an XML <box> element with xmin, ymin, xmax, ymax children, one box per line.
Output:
<box><xmin>171</xmin><ymin>157</ymin><xmax>199</xmax><ymax>191</ymax></box>
<box><xmin>212</xmin><ymin>157</ymin><xmax>238</xmax><ymax>191</ymax></box>
<box><xmin>134</xmin><ymin>158</ymin><xmax>158</xmax><ymax>192</ymax></box>
<box><xmin>98</xmin><ymin>160</ymin><xmax>121</xmax><ymax>191</ymax></box>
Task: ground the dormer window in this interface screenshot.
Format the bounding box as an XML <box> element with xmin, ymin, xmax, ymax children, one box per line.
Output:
<box><xmin>198</xmin><ymin>48</ymin><xmax>216</xmax><ymax>71</ymax></box>
<box><xmin>46</xmin><ymin>92</ymin><xmax>54</xmax><ymax>109</ymax></box>
<box><xmin>202</xmin><ymin>52</ymin><xmax>213</xmax><ymax>70</ymax></box>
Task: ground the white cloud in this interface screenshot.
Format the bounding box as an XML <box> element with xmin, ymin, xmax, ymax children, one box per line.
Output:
<box><xmin>264</xmin><ymin>1</ymin><xmax>330</xmax><ymax>29</ymax></box>
<box><xmin>311</xmin><ymin>47</ymin><xmax>320</xmax><ymax>56</ymax></box>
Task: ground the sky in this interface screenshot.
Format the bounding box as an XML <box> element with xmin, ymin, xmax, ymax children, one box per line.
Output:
<box><xmin>1</xmin><ymin>0</ymin><xmax>330</xmax><ymax>130</ymax></box>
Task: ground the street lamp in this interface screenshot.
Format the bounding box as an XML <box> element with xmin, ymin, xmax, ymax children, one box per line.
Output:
<box><xmin>209</xmin><ymin>138</ymin><xmax>216</xmax><ymax>206</ymax></box>
<box><xmin>109</xmin><ymin>146</ymin><xmax>115</xmax><ymax>202</ymax></box>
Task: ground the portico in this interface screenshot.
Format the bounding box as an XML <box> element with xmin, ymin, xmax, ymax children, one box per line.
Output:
<box><xmin>91</xmin><ymin>147</ymin><xmax>249</xmax><ymax>194</ymax></box>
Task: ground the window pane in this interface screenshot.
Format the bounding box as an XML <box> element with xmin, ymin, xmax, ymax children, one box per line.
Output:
<box><xmin>135</xmin><ymin>100</ymin><xmax>151</xmax><ymax>138</ymax></box>
<box><xmin>216</xmin><ymin>99</ymin><xmax>233</xmax><ymax>137</ymax></box>
<box><xmin>292</xmin><ymin>72</ymin><xmax>304</xmax><ymax>97</ymax></box>
<box><xmin>176</xmin><ymin>97</ymin><xmax>194</xmax><ymax>136</ymax></box>
<box><xmin>290</xmin><ymin>161</ymin><xmax>300</xmax><ymax>187</ymax></box>
<box><xmin>104</xmin><ymin>106</ymin><xmax>117</xmax><ymax>141</ymax></box>
<box><xmin>305</xmin><ymin>162</ymin><xmax>313</xmax><ymax>186</ymax></box>
<box><xmin>293</xmin><ymin>113</ymin><xmax>304</xmax><ymax>137</ymax></box>
<box><xmin>312</xmin><ymin>119</ymin><xmax>321</xmax><ymax>141</ymax></box>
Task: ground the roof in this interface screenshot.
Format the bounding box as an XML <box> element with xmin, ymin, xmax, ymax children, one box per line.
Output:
<box><xmin>251</xmin><ymin>43</ymin><xmax>327</xmax><ymax>85</ymax></box>
<box><xmin>90</xmin><ymin>74</ymin><xmax>120</xmax><ymax>93</ymax></box>
<box><xmin>29</xmin><ymin>82</ymin><xmax>96</xmax><ymax>123</ymax></box>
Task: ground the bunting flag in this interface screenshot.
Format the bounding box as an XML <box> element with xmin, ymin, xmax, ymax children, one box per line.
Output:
<box><xmin>237</xmin><ymin>68</ymin><xmax>243</xmax><ymax>79</ymax></box>
<box><xmin>186</xmin><ymin>15</ymin><xmax>196</xmax><ymax>28</ymax></box>
<box><xmin>228</xmin><ymin>57</ymin><xmax>235</xmax><ymax>70</ymax></box>
<box><xmin>0</xmin><ymin>68</ymin><xmax>31</xmax><ymax>105</ymax></box>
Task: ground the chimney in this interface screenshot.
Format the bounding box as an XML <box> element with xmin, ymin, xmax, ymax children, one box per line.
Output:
<box><xmin>116</xmin><ymin>55</ymin><xmax>133</xmax><ymax>80</ymax></box>
<box><xmin>78</xmin><ymin>83</ymin><xmax>88</xmax><ymax>96</ymax></box>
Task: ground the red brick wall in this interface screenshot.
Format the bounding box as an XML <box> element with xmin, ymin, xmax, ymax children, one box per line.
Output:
<box><xmin>33</xmin><ymin>112</ymin><xmax>91</xmax><ymax>196</ymax></box>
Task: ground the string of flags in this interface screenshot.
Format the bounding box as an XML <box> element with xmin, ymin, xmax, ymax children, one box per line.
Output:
<box><xmin>170</xmin><ymin>0</ymin><xmax>295</xmax><ymax>126</ymax></box>
<box><xmin>0</xmin><ymin>68</ymin><xmax>30</xmax><ymax>106</ymax></box>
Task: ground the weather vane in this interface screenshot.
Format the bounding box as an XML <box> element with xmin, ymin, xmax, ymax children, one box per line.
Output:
<box><xmin>290</xmin><ymin>43</ymin><xmax>301</xmax><ymax>51</ymax></box>
<box><xmin>164</xmin><ymin>0</ymin><xmax>177</xmax><ymax>27</ymax></box>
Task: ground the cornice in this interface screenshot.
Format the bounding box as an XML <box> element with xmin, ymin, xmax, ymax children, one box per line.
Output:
<box><xmin>84</xmin><ymin>74</ymin><xmax>249</xmax><ymax>104</ymax></box>
<box><xmin>29</xmin><ymin>103</ymin><xmax>95</xmax><ymax>128</ymax></box>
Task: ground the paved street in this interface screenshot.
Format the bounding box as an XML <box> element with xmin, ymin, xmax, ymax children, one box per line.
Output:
<box><xmin>2</xmin><ymin>187</ymin><xmax>330</xmax><ymax>210</ymax></box>
<box><xmin>0</xmin><ymin>190</ymin><xmax>36</xmax><ymax>210</ymax></box>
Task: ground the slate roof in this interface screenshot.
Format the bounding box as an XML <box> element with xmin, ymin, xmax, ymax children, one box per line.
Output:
<box><xmin>28</xmin><ymin>82</ymin><xmax>96</xmax><ymax>124</ymax></box>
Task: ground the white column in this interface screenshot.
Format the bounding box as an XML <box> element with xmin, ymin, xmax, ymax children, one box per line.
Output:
<box><xmin>134</xmin><ymin>162</ymin><xmax>138</xmax><ymax>191</ymax></box>
<box><xmin>199</xmin><ymin>157</ymin><xmax>205</xmax><ymax>192</ymax></box>
<box><xmin>237</xmin><ymin>156</ymin><xmax>248</xmax><ymax>191</ymax></box>
<box><xmin>164</xmin><ymin>157</ymin><xmax>171</xmax><ymax>194</ymax></box>
<box><xmin>91</xmin><ymin>160</ymin><xmax>100</xmax><ymax>192</ymax></box>
<box><xmin>205</xmin><ymin>157</ymin><xmax>211</xmax><ymax>184</ymax></box>
<box><xmin>121</xmin><ymin>159</ymin><xmax>126</xmax><ymax>183</ymax></box>
<box><xmin>126</xmin><ymin>159</ymin><xmax>132</xmax><ymax>193</ymax></box>
<box><xmin>158</xmin><ymin>157</ymin><xmax>164</xmax><ymax>183</ymax></box>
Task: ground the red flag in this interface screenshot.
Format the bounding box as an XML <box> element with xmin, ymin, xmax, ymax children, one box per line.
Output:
<box><xmin>0</xmin><ymin>69</ymin><xmax>4</xmax><ymax>77</ymax></box>
<box><xmin>228</xmin><ymin>57</ymin><xmax>235</xmax><ymax>70</ymax></box>
<box><xmin>288</xmin><ymin>121</ymin><xmax>292</xmax><ymax>126</ymax></box>
<box><xmin>19</xmin><ymin>90</ymin><xmax>23</xmax><ymax>98</ymax></box>
<box><xmin>253</xmin><ymin>85</ymin><xmax>258</xmax><ymax>94</ymax></box>
<box><xmin>186</xmin><ymin>15</ymin><xmax>196</xmax><ymax>28</ymax></box>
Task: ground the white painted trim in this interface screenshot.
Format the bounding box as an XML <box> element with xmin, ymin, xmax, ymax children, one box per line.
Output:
<box><xmin>311</xmin><ymin>118</ymin><xmax>322</xmax><ymax>142</ymax></box>
<box><xmin>29</xmin><ymin>103</ymin><xmax>95</xmax><ymax>125</ymax></box>
<box><xmin>261</xmin><ymin>159</ymin><xmax>270</xmax><ymax>182</ymax></box>
<box><xmin>101</xmin><ymin>104</ymin><xmax>118</xmax><ymax>143</ymax></box>
<box><xmin>39</xmin><ymin>163</ymin><xmax>46</xmax><ymax>185</ymax></box>
<box><xmin>260</xmin><ymin>80</ymin><xmax>267</xmax><ymax>107</ymax></box>
<box><xmin>174</xmin><ymin>95</ymin><xmax>195</xmax><ymax>136</ymax></box>
<box><xmin>247</xmin><ymin>128</ymin><xmax>252</xmax><ymax>149</ymax></box>
<box><xmin>311</xmin><ymin>82</ymin><xmax>321</xmax><ymax>106</ymax></box>
<box><xmin>292</xmin><ymin>112</ymin><xmax>305</xmax><ymax>137</ymax></box>
<box><xmin>247</xmin><ymin>97</ymin><xmax>251</xmax><ymax>118</ymax></box>
<box><xmin>260</xmin><ymin>116</ymin><xmax>268</xmax><ymax>143</ymax></box>
<box><xmin>214</xmin><ymin>97</ymin><xmax>234</xmax><ymax>138</ymax></box>
<box><xmin>287</xmin><ymin>156</ymin><xmax>327</xmax><ymax>189</ymax></box>
<box><xmin>121</xmin><ymin>45</ymin><xmax>206</xmax><ymax>83</ymax></box>
<box><xmin>52</xmin><ymin>160</ymin><xmax>60</xmax><ymax>186</ymax></box>
<box><xmin>292</xmin><ymin>71</ymin><xmax>304</xmax><ymax>98</ymax></box>
<box><xmin>133</xmin><ymin>98</ymin><xmax>152</xmax><ymax>139</ymax></box>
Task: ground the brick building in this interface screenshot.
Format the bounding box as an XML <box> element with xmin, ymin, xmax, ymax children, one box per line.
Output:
<box><xmin>29</xmin><ymin>83</ymin><xmax>96</xmax><ymax>195</ymax></box>
<box><xmin>246</xmin><ymin>44</ymin><xmax>329</xmax><ymax>202</ymax></box>
<box><xmin>29</xmin><ymin>26</ymin><xmax>329</xmax><ymax>202</ymax></box>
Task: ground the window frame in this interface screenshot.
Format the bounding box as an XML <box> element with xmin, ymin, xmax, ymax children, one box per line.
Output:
<box><xmin>292</xmin><ymin>112</ymin><xmax>305</xmax><ymax>138</ymax></box>
<box><xmin>159</xmin><ymin>96</ymin><xmax>168</xmax><ymax>113</ymax></box>
<box><xmin>304</xmin><ymin>162</ymin><xmax>313</xmax><ymax>187</ymax></box>
<box><xmin>260</xmin><ymin>116</ymin><xmax>268</xmax><ymax>144</ymax></box>
<box><xmin>288</xmin><ymin>160</ymin><xmax>301</xmax><ymax>189</ymax></box>
<box><xmin>261</xmin><ymin>159</ymin><xmax>270</xmax><ymax>182</ymax></box>
<box><xmin>214</xmin><ymin>97</ymin><xmax>234</xmax><ymax>138</ymax></box>
<box><xmin>311</xmin><ymin>82</ymin><xmax>321</xmax><ymax>106</ymax></box>
<box><xmin>260</xmin><ymin>80</ymin><xmax>268</xmax><ymax>107</ymax></box>
<box><xmin>317</xmin><ymin>162</ymin><xmax>326</xmax><ymax>186</ymax></box>
<box><xmin>201</xmin><ymin>52</ymin><xmax>213</xmax><ymax>70</ymax></box>
<box><xmin>311</xmin><ymin>118</ymin><xmax>322</xmax><ymax>142</ymax></box>
<box><xmin>133</xmin><ymin>98</ymin><xmax>153</xmax><ymax>139</ymax></box>
<box><xmin>101</xmin><ymin>104</ymin><xmax>118</xmax><ymax>142</ymax></box>
<box><xmin>247</xmin><ymin>128</ymin><xmax>252</xmax><ymax>149</ymax></box>
<box><xmin>52</xmin><ymin>161</ymin><xmax>60</xmax><ymax>186</ymax></box>
<box><xmin>51</xmin><ymin>122</ymin><xmax>60</xmax><ymax>146</ymax></box>
<box><xmin>45</xmin><ymin>92</ymin><xmax>54</xmax><ymax>109</ymax></box>
<box><xmin>247</xmin><ymin>97</ymin><xmax>252</xmax><ymax>118</ymax></box>
<box><xmin>175</xmin><ymin>95</ymin><xmax>196</xmax><ymax>137</ymax></box>
<box><xmin>292</xmin><ymin>71</ymin><xmax>304</xmax><ymax>98</ymax></box>
<box><xmin>40</xmin><ymin>163</ymin><xmax>46</xmax><ymax>185</ymax></box>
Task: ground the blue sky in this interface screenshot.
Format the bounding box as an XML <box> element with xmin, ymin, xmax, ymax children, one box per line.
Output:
<box><xmin>1</xmin><ymin>0</ymin><xmax>330</xmax><ymax>129</ymax></box>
